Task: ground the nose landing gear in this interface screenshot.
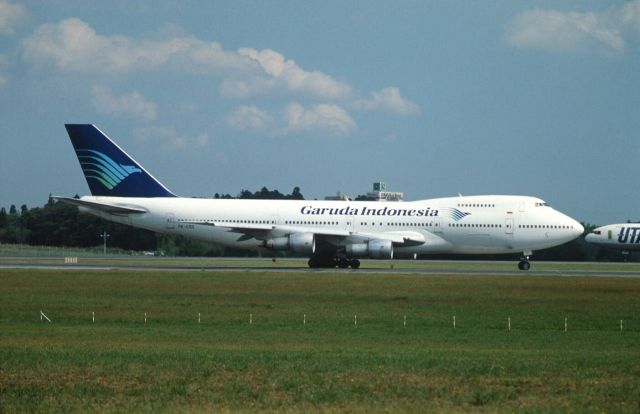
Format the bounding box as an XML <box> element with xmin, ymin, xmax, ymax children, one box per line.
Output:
<box><xmin>518</xmin><ymin>253</ymin><xmax>531</xmax><ymax>270</ymax></box>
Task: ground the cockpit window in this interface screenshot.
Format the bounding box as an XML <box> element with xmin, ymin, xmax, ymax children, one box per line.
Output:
<box><xmin>535</xmin><ymin>202</ymin><xmax>549</xmax><ymax>207</ymax></box>
<box><xmin>592</xmin><ymin>230</ymin><xmax>601</xmax><ymax>235</ymax></box>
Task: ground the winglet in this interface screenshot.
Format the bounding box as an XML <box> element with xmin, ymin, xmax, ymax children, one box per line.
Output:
<box><xmin>65</xmin><ymin>124</ymin><xmax>176</xmax><ymax>197</ymax></box>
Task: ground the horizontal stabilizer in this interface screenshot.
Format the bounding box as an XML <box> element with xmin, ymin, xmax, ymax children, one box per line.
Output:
<box><xmin>51</xmin><ymin>196</ymin><xmax>148</xmax><ymax>215</ymax></box>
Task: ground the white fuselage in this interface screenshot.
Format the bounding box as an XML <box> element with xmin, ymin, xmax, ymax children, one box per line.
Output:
<box><xmin>79</xmin><ymin>194</ymin><xmax>583</xmax><ymax>256</ymax></box>
<box><xmin>585</xmin><ymin>224</ymin><xmax>640</xmax><ymax>251</ymax></box>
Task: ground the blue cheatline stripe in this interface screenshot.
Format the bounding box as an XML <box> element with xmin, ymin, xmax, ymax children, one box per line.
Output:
<box><xmin>79</xmin><ymin>158</ymin><xmax>123</xmax><ymax>184</ymax></box>
<box><xmin>81</xmin><ymin>168</ymin><xmax>118</xmax><ymax>188</ymax></box>
<box><xmin>77</xmin><ymin>153</ymin><xmax>126</xmax><ymax>181</ymax></box>
<box><xmin>75</xmin><ymin>148</ymin><xmax>144</xmax><ymax>190</ymax></box>
<box><xmin>446</xmin><ymin>208</ymin><xmax>470</xmax><ymax>221</ymax></box>
<box><xmin>83</xmin><ymin>172</ymin><xmax>115</xmax><ymax>189</ymax></box>
<box><xmin>77</xmin><ymin>149</ymin><xmax>129</xmax><ymax>177</ymax></box>
<box><xmin>82</xmin><ymin>154</ymin><xmax>126</xmax><ymax>180</ymax></box>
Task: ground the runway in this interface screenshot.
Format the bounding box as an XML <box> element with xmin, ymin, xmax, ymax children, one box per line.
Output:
<box><xmin>2</xmin><ymin>257</ymin><xmax>640</xmax><ymax>278</ymax></box>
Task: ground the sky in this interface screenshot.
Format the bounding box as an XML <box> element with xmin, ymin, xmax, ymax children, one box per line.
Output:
<box><xmin>0</xmin><ymin>0</ymin><xmax>638</xmax><ymax>225</ymax></box>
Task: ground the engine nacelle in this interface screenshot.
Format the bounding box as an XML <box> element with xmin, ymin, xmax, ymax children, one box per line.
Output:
<box><xmin>290</xmin><ymin>232</ymin><xmax>315</xmax><ymax>254</ymax></box>
<box><xmin>265</xmin><ymin>233</ymin><xmax>315</xmax><ymax>255</ymax></box>
<box><xmin>346</xmin><ymin>243</ymin><xmax>368</xmax><ymax>257</ymax></box>
<box><xmin>368</xmin><ymin>239</ymin><xmax>394</xmax><ymax>259</ymax></box>
<box><xmin>346</xmin><ymin>239</ymin><xmax>394</xmax><ymax>259</ymax></box>
<box><xmin>265</xmin><ymin>237</ymin><xmax>290</xmax><ymax>250</ymax></box>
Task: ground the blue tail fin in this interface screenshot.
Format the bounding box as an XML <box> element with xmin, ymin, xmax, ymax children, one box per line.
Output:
<box><xmin>65</xmin><ymin>124</ymin><xmax>176</xmax><ymax>197</ymax></box>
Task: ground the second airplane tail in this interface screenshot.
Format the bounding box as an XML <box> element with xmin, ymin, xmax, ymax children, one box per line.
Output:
<box><xmin>65</xmin><ymin>124</ymin><xmax>176</xmax><ymax>198</ymax></box>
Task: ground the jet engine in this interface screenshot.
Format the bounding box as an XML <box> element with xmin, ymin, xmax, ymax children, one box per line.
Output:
<box><xmin>264</xmin><ymin>232</ymin><xmax>315</xmax><ymax>254</ymax></box>
<box><xmin>346</xmin><ymin>239</ymin><xmax>393</xmax><ymax>259</ymax></box>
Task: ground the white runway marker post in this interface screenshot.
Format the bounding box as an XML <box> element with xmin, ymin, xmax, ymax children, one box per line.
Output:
<box><xmin>198</xmin><ymin>313</ymin><xmax>201</xmax><ymax>324</ymax></box>
<box><xmin>250</xmin><ymin>313</ymin><xmax>252</xmax><ymax>325</ymax></box>
<box><xmin>303</xmin><ymin>314</ymin><xmax>306</xmax><ymax>326</ymax></box>
<box><xmin>508</xmin><ymin>316</ymin><xmax>511</xmax><ymax>332</ymax></box>
<box><xmin>92</xmin><ymin>311</ymin><xmax>95</xmax><ymax>323</ymax></box>
<box><xmin>564</xmin><ymin>317</ymin><xmax>567</xmax><ymax>332</ymax></box>
<box><xmin>404</xmin><ymin>315</ymin><xmax>407</xmax><ymax>329</ymax></box>
<box><xmin>620</xmin><ymin>319</ymin><xmax>623</xmax><ymax>332</ymax></box>
<box><xmin>354</xmin><ymin>315</ymin><xmax>357</xmax><ymax>328</ymax></box>
<box><xmin>453</xmin><ymin>315</ymin><xmax>456</xmax><ymax>329</ymax></box>
<box><xmin>145</xmin><ymin>312</ymin><xmax>147</xmax><ymax>324</ymax></box>
<box><xmin>40</xmin><ymin>311</ymin><xmax>51</xmax><ymax>323</ymax></box>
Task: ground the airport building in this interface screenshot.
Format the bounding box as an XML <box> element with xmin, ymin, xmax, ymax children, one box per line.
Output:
<box><xmin>324</xmin><ymin>182</ymin><xmax>404</xmax><ymax>202</ymax></box>
<box><xmin>366</xmin><ymin>182</ymin><xmax>404</xmax><ymax>202</ymax></box>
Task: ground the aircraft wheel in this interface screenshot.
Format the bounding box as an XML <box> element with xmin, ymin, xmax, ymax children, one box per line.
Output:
<box><xmin>350</xmin><ymin>259</ymin><xmax>360</xmax><ymax>269</ymax></box>
<box><xmin>518</xmin><ymin>260</ymin><xmax>530</xmax><ymax>271</ymax></box>
<box><xmin>317</xmin><ymin>257</ymin><xmax>336</xmax><ymax>268</ymax></box>
<box><xmin>308</xmin><ymin>258</ymin><xmax>318</xmax><ymax>268</ymax></box>
<box><xmin>338</xmin><ymin>258</ymin><xmax>350</xmax><ymax>268</ymax></box>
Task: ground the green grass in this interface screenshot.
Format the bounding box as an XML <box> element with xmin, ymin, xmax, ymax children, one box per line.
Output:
<box><xmin>2</xmin><ymin>268</ymin><xmax>640</xmax><ymax>412</ymax></box>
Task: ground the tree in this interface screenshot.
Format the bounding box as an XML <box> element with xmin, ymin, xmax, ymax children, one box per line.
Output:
<box><xmin>289</xmin><ymin>186</ymin><xmax>304</xmax><ymax>200</ymax></box>
<box><xmin>354</xmin><ymin>194</ymin><xmax>373</xmax><ymax>201</ymax></box>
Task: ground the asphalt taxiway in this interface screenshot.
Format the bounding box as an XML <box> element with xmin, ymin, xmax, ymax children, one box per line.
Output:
<box><xmin>1</xmin><ymin>258</ymin><xmax>639</xmax><ymax>278</ymax></box>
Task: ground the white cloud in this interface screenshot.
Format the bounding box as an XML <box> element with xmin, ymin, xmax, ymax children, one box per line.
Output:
<box><xmin>91</xmin><ymin>86</ymin><xmax>157</xmax><ymax>122</ymax></box>
<box><xmin>132</xmin><ymin>126</ymin><xmax>209</xmax><ymax>150</ymax></box>
<box><xmin>237</xmin><ymin>48</ymin><xmax>351</xmax><ymax>99</ymax></box>
<box><xmin>504</xmin><ymin>2</ymin><xmax>640</xmax><ymax>54</ymax></box>
<box><xmin>22</xmin><ymin>18</ymin><xmax>247</xmax><ymax>74</ymax></box>
<box><xmin>353</xmin><ymin>87</ymin><xmax>420</xmax><ymax>116</ymax></box>
<box><xmin>0</xmin><ymin>54</ymin><xmax>7</xmax><ymax>87</ymax></box>
<box><xmin>219</xmin><ymin>77</ymin><xmax>271</xmax><ymax>99</ymax></box>
<box><xmin>195</xmin><ymin>133</ymin><xmax>210</xmax><ymax>147</ymax></box>
<box><xmin>622</xmin><ymin>0</ymin><xmax>640</xmax><ymax>32</ymax></box>
<box><xmin>22</xmin><ymin>18</ymin><xmax>351</xmax><ymax>101</ymax></box>
<box><xmin>0</xmin><ymin>0</ymin><xmax>26</xmax><ymax>35</ymax></box>
<box><xmin>22</xmin><ymin>17</ymin><xmax>418</xmax><ymax>128</ymax></box>
<box><xmin>132</xmin><ymin>126</ymin><xmax>187</xmax><ymax>149</ymax></box>
<box><xmin>282</xmin><ymin>102</ymin><xmax>356</xmax><ymax>136</ymax></box>
<box><xmin>227</xmin><ymin>105</ymin><xmax>273</xmax><ymax>131</ymax></box>
<box><xmin>227</xmin><ymin>103</ymin><xmax>357</xmax><ymax>137</ymax></box>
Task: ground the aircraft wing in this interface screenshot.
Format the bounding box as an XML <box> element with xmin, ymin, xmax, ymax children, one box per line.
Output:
<box><xmin>192</xmin><ymin>222</ymin><xmax>351</xmax><ymax>242</ymax></box>
<box><xmin>355</xmin><ymin>231</ymin><xmax>426</xmax><ymax>246</ymax></box>
<box><xmin>194</xmin><ymin>221</ymin><xmax>423</xmax><ymax>246</ymax></box>
<box><xmin>51</xmin><ymin>196</ymin><xmax>148</xmax><ymax>214</ymax></box>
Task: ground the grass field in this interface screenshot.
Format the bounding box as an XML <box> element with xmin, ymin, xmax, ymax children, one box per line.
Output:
<box><xmin>2</xmin><ymin>266</ymin><xmax>640</xmax><ymax>413</ymax></box>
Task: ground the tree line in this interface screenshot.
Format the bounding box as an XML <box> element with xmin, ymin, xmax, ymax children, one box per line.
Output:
<box><xmin>0</xmin><ymin>187</ymin><xmax>632</xmax><ymax>261</ymax></box>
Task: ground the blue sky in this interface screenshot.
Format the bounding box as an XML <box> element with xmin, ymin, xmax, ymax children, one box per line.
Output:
<box><xmin>0</xmin><ymin>1</ymin><xmax>638</xmax><ymax>225</ymax></box>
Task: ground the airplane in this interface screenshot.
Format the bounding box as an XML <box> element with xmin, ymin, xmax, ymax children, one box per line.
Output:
<box><xmin>585</xmin><ymin>223</ymin><xmax>640</xmax><ymax>251</ymax></box>
<box><xmin>53</xmin><ymin>124</ymin><xmax>584</xmax><ymax>270</ymax></box>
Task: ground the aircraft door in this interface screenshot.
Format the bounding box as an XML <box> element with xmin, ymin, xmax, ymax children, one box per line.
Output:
<box><xmin>505</xmin><ymin>217</ymin><xmax>514</xmax><ymax>234</ymax></box>
<box><xmin>345</xmin><ymin>217</ymin><xmax>354</xmax><ymax>232</ymax></box>
<box><xmin>165</xmin><ymin>213</ymin><xmax>175</xmax><ymax>230</ymax></box>
<box><xmin>434</xmin><ymin>218</ymin><xmax>443</xmax><ymax>233</ymax></box>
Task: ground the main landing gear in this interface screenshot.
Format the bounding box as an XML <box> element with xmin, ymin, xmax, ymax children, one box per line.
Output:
<box><xmin>518</xmin><ymin>253</ymin><xmax>531</xmax><ymax>271</ymax></box>
<box><xmin>308</xmin><ymin>257</ymin><xmax>360</xmax><ymax>269</ymax></box>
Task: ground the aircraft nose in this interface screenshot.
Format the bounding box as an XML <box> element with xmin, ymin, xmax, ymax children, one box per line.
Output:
<box><xmin>556</xmin><ymin>210</ymin><xmax>583</xmax><ymax>241</ymax></box>
<box><xmin>569</xmin><ymin>218</ymin><xmax>584</xmax><ymax>238</ymax></box>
